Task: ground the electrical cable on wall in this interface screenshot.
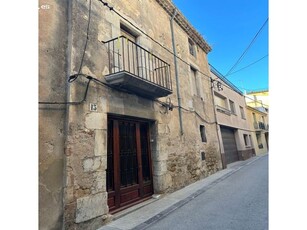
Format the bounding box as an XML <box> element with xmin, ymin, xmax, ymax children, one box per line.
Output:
<box><xmin>39</xmin><ymin>75</ymin><xmax>92</xmax><ymax>105</ymax></box>
<box><xmin>39</xmin><ymin>0</ymin><xmax>93</xmax><ymax>105</ymax></box>
<box><xmin>177</xmin><ymin>105</ymin><xmax>216</xmax><ymax>124</ymax></box>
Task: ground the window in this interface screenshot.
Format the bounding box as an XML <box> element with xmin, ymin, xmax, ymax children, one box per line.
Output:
<box><xmin>229</xmin><ymin>100</ymin><xmax>236</xmax><ymax>114</ymax></box>
<box><xmin>252</xmin><ymin>113</ymin><xmax>256</xmax><ymax>122</ymax></box>
<box><xmin>214</xmin><ymin>92</ymin><xmax>231</xmax><ymax>115</ymax></box>
<box><xmin>240</xmin><ymin>106</ymin><xmax>246</xmax><ymax>119</ymax></box>
<box><xmin>120</xmin><ymin>24</ymin><xmax>137</xmax><ymax>42</ymax></box>
<box><xmin>188</xmin><ymin>38</ymin><xmax>196</xmax><ymax>57</ymax></box>
<box><xmin>190</xmin><ymin>66</ymin><xmax>200</xmax><ymax>96</ymax></box>
<box><xmin>200</xmin><ymin>125</ymin><xmax>207</xmax><ymax>142</ymax></box>
<box><xmin>214</xmin><ymin>92</ymin><xmax>227</xmax><ymax>108</ymax></box>
<box><xmin>201</xmin><ymin>151</ymin><xmax>206</xmax><ymax>161</ymax></box>
<box><xmin>244</xmin><ymin>134</ymin><xmax>251</xmax><ymax>147</ymax></box>
<box><xmin>249</xmin><ymin>135</ymin><xmax>252</xmax><ymax>147</ymax></box>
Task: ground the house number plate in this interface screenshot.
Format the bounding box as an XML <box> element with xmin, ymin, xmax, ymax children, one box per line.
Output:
<box><xmin>90</xmin><ymin>103</ymin><xmax>98</xmax><ymax>112</ymax></box>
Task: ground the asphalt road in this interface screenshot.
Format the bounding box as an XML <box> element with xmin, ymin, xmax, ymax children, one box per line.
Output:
<box><xmin>145</xmin><ymin>155</ymin><xmax>268</xmax><ymax>230</ymax></box>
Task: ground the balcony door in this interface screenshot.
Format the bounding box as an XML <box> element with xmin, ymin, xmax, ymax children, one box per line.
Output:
<box><xmin>107</xmin><ymin>116</ymin><xmax>153</xmax><ymax>213</ymax></box>
<box><xmin>120</xmin><ymin>24</ymin><xmax>139</xmax><ymax>76</ymax></box>
<box><xmin>120</xmin><ymin>24</ymin><xmax>155</xmax><ymax>82</ymax></box>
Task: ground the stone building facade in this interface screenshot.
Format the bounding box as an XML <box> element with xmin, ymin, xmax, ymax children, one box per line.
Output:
<box><xmin>210</xmin><ymin>65</ymin><xmax>255</xmax><ymax>168</ymax></box>
<box><xmin>39</xmin><ymin>0</ymin><xmax>222</xmax><ymax>229</ymax></box>
<box><xmin>246</xmin><ymin>105</ymin><xmax>269</xmax><ymax>155</ymax></box>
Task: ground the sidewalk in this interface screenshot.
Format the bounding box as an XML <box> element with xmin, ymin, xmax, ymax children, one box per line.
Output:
<box><xmin>98</xmin><ymin>154</ymin><xmax>267</xmax><ymax>230</ymax></box>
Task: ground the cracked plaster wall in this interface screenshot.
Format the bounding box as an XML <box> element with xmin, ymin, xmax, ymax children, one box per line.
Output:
<box><xmin>38</xmin><ymin>0</ymin><xmax>69</xmax><ymax>229</ymax></box>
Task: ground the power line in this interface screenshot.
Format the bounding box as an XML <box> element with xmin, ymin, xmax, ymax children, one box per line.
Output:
<box><xmin>225</xmin><ymin>18</ymin><xmax>268</xmax><ymax>76</ymax></box>
<box><xmin>227</xmin><ymin>54</ymin><xmax>268</xmax><ymax>77</ymax></box>
<box><xmin>236</xmin><ymin>86</ymin><xmax>268</xmax><ymax>93</ymax></box>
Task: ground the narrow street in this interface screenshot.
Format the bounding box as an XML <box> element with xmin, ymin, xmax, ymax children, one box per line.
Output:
<box><xmin>145</xmin><ymin>155</ymin><xmax>268</xmax><ymax>230</ymax></box>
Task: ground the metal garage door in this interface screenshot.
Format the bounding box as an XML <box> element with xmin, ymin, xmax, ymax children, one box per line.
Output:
<box><xmin>220</xmin><ymin>127</ymin><xmax>239</xmax><ymax>164</ymax></box>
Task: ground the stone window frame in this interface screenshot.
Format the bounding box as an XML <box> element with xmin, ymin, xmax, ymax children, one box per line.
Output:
<box><xmin>214</xmin><ymin>92</ymin><xmax>231</xmax><ymax>115</ymax></box>
<box><xmin>243</xmin><ymin>134</ymin><xmax>251</xmax><ymax>147</ymax></box>
<box><xmin>229</xmin><ymin>99</ymin><xmax>236</xmax><ymax>115</ymax></box>
<box><xmin>190</xmin><ymin>65</ymin><xmax>201</xmax><ymax>97</ymax></box>
<box><xmin>120</xmin><ymin>22</ymin><xmax>140</xmax><ymax>42</ymax></box>
<box><xmin>188</xmin><ymin>37</ymin><xmax>197</xmax><ymax>57</ymax></box>
<box><xmin>199</xmin><ymin>125</ymin><xmax>207</xmax><ymax>143</ymax></box>
<box><xmin>239</xmin><ymin>106</ymin><xmax>246</xmax><ymax>119</ymax></box>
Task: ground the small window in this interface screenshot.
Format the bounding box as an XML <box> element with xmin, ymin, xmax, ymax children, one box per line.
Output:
<box><xmin>190</xmin><ymin>66</ymin><xmax>201</xmax><ymax>97</ymax></box>
<box><xmin>244</xmin><ymin>134</ymin><xmax>250</xmax><ymax>147</ymax></box>
<box><xmin>214</xmin><ymin>92</ymin><xmax>231</xmax><ymax>115</ymax></box>
<box><xmin>229</xmin><ymin>100</ymin><xmax>236</xmax><ymax>114</ymax></box>
<box><xmin>200</xmin><ymin>125</ymin><xmax>207</xmax><ymax>142</ymax></box>
<box><xmin>252</xmin><ymin>113</ymin><xmax>256</xmax><ymax>122</ymax></box>
<box><xmin>120</xmin><ymin>23</ymin><xmax>137</xmax><ymax>42</ymax></box>
<box><xmin>249</xmin><ymin>135</ymin><xmax>253</xmax><ymax>148</ymax></box>
<box><xmin>188</xmin><ymin>38</ymin><xmax>196</xmax><ymax>57</ymax></box>
<box><xmin>201</xmin><ymin>151</ymin><xmax>206</xmax><ymax>161</ymax></box>
<box><xmin>214</xmin><ymin>92</ymin><xmax>227</xmax><ymax>109</ymax></box>
<box><xmin>240</xmin><ymin>106</ymin><xmax>246</xmax><ymax>119</ymax></box>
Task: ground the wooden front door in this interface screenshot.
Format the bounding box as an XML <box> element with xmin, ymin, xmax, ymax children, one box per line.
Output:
<box><xmin>107</xmin><ymin>117</ymin><xmax>153</xmax><ymax>212</ymax></box>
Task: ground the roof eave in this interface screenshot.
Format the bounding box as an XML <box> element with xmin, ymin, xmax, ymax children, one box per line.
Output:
<box><xmin>155</xmin><ymin>0</ymin><xmax>212</xmax><ymax>54</ymax></box>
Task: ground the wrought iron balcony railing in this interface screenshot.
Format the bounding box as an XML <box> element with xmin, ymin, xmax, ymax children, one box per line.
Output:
<box><xmin>254</xmin><ymin>121</ymin><xmax>268</xmax><ymax>130</ymax></box>
<box><xmin>103</xmin><ymin>36</ymin><xmax>172</xmax><ymax>98</ymax></box>
<box><xmin>216</xmin><ymin>105</ymin><xmax>231</xmax><ymax>115</ymax></box>
<box><xmin>258</xmin><ymin>121</ymin><xmax>266</xmax><ymax>130</ymax></box>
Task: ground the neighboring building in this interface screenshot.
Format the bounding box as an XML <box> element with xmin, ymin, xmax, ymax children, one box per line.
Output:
<box><xmin>246</xmin><ymin>105</ymin><xmax>269</xmax><ymax>155</ymax></box>
<box><xmin>39</xmin><ymin>0</ymin><xmax>222</xmax><ymax>229</ymax></box>
<box><xmin>210</xmin><ymin>65</ymin><xmax>255</xmax><ymax>168</ymax></box>
<box><xmin>245</xmin><ymin>90</ymin><xmax>269</xmax><ymax>112</ymax></box>
<box><xmin>245</xmin><ymin>90</ymin><xmax>269</xmax><ymax>155</ymax></box>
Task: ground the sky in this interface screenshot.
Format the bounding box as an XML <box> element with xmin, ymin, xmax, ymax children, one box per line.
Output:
<box><xmin>172</xmin><ymin>0</ymin><xmax>268</xmax><ymax>93</ymax></box>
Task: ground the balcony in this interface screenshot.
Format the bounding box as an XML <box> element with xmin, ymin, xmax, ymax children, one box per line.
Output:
<box><xmin>254</xmin><ymin>121</ymin><xmax>266</xmax><ymax>130</ymax></box>
<box><xmin>103</xmin><ymin>36</ymin><xmax>172</xmax><ymax>98</ymax></box>
<box><xmin>216</xmin><ymin>105</ymin><xmax>231</xmax><ymax>115</ymax></box>
<box><xmin>259</xmin><ymin>122</ymin><xmax>266</xmax><ymax>130</ymax></box>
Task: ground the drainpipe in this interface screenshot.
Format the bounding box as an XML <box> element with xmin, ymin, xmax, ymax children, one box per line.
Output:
<box><xmin>210</xmin><ymin>77</ymin><xmax>226</xmax><ymax>169</ymax></box>
<box><xmin>63</xmin><ymin>0</ymin><xmax>73</xmax><ymax>228</ymax></box>
<box><xmin>170</xmin><ymin>9</ymin><xmax>183</xmax><ymax>136</ymax></box>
